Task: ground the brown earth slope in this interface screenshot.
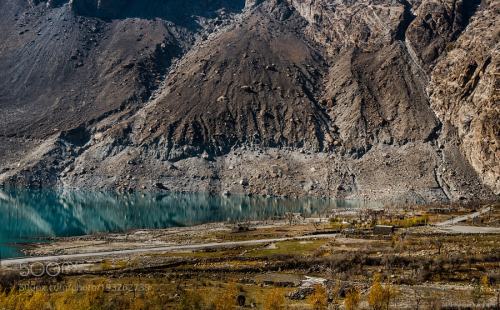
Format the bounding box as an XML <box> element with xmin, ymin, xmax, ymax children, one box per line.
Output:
<box><xmin>0</xmin><ymin>0</ymin><xmax>498</xmax><ymax>202</ymax></box>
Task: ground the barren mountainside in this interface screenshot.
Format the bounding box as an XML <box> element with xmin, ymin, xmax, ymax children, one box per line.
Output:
<box><xmin>0</xmin><ymin>0</ymin><xmax>498</xmax><ymax>203</ymax></box>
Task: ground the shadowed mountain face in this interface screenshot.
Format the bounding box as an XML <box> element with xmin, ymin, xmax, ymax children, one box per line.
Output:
<box><xmin>0</xmin><ymin>0</ymin><xmax>498</xmax><ymax>202</ymax></box>
<box><xmin>70</xmin><ymin>0</ymin><xmax>246</xmax><ymax>21</ymax></box>
<box><xmin>0</xmin><ymin>0</ymin><xmax>245</xmax><ymax>138</ymax></box>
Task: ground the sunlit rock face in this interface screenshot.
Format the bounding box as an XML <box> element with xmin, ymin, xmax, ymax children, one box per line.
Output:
<box><xmin>284</xmin><ymin>0</ymin><xmax>408</xmax><ymax>51</ymax></box>
<box><xmin>428</xmin><ymin>0</ymin><xmax>500</xmax><ymax>194</ymax></box>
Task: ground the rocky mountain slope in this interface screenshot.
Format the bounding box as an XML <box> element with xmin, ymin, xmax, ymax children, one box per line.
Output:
<box><xmin>0</xmin><ymin>0</ymin><xmax>498</xmax><ymax>203</ymax></box>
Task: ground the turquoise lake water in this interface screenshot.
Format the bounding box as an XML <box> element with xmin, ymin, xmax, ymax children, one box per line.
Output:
<box><xmin>0</xmin><ymin>189</ymin><xmax>381</xmax><ymax>259</ymax></box>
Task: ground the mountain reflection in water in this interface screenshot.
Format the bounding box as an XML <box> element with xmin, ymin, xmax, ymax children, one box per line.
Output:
<box><xmin>0</xmin><ymin>189</ymin><xmax>382</xmax><ymax>258</ymax></box>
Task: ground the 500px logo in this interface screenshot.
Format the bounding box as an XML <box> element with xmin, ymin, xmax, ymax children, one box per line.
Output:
<box><xmin>18</xmin><ymin>262</ymin><xmax>76</xmax><ymax>277</ymax></box>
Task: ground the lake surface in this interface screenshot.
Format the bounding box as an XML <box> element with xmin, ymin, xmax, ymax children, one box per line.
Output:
<box><xmin>0</xmin><ymin>189</ymin><xmax>383</xmax><ymax>259</ymax></box>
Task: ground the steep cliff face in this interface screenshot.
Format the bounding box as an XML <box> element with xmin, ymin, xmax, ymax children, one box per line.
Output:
<box><xmin>0</xmin><ymin>0</ymin><xmax>497</xmax><ymax>202</ymax></box>
<box><xmin>279</xmin><ymin>0</ymin><xmax>440</xmax><ymax>153</ymax></box>
<box><xmin>428</xmin><ymin>0</ymin><xmax>499</xmax><ymax>194</ymax></box>
<box><xmin>406</xmin><ymin>0</ymin><xmax>482</xmax><ymax>71</ymax></box>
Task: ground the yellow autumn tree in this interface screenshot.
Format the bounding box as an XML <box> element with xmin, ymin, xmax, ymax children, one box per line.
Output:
<box><xmin>481</xmin><ymin>275</ymin><xmax>491</xmax><ymax>294</ymax></box>
<box><xmin>0</xmin><ymin>291</ymin><xmax>8</xmax><ymax>308</ymax></box>
<box><xmin>214</xmin><ymin>283</ymin><xmax>238</xmax><ymax>310</ymax></box>
<box><xmin>308</xmin><ymin>284</ymin><xmax>328</xmax><ymax>310</ymax></box>
<box><xmin>344</xmin><ymin>287</ymin><xmax>360</xmax><ymax>310</ymax></box>
<box><xmin>78</xmin><ymin>278</ymin><xmax>107</xmax><ymax>310</ymax></box>
<box><xmin>24</xmin><ymin>290</ymin><xmax>50</xmax><ymax>310</ymax></box>
<box><xmin>131</xmin><ymin>296</ymin><xmax>146</xmax><ymax>310</ymax></box>
<box><xmin>54</xmin><ymin>288</ymin><xmax>78</xmax><ymax>310</ymax></box>
<box><xmin>263</xmin><ymin>288</ymin><xmax>286</xmax><ymax>310</ymax></box>
<box><xmin>0</xmin><ymin>289</ymin><xmax>22</xmax><ymax>309</ymax></box>
<box><xmin>330</xmin><ymin>280</ymin><xmax>342</xmax><ymax>309</ymax></box>
<box><xmin>368</xmin><ymin>274</ymin><xmax>397</xmax><ymax>310</ymax></box>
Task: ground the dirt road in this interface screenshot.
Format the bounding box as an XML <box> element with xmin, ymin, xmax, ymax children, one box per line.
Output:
<box><xmin>435</xmin><ymin>207</ymin><xmax>492</xmax><ymax>226</ymax></box>
<box><xmin>0</xmin><ymin>233</ymin><xmax>337</xmax><ymax>267</ymax></box>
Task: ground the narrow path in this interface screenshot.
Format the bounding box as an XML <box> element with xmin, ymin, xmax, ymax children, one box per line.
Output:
<box><xmin>0</xmin><ymin>234</ymin><xmax>337</xmax><ymax>267</ymax></box>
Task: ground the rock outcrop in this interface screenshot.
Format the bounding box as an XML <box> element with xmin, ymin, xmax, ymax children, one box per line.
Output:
<box><xmin>428</xmin><ymin>0</ymin><xmax>499</xmax><ymax>194</ymax></box>
<box><xmin>406</xmin><ymin>0</ymin><xmax>482</xmax><ymax>71</ymax></box>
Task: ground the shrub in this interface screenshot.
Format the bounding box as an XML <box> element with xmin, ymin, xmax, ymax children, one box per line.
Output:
<box><xmin>178</xmin><ymin>290</ymin><xmax>204</xmax><ymax>310</ymax></box>
<box><xmin>100</xmin><ymin>260</ymin><xmax>113</xmax><ymax>270</ymax></box>
<box><xmin>471</xmin><ymin>282</ymin><xmax>483</xmax><ymax>307</ymax></box>
<box><xmin>382</xmin><ymin>216</ymin><xmax>428</xmax><ymax>228</ymax></box>
<box><xmin>0</xmin><ymin>271</ymin><xmax>20</xmax><ymax>292</ymax></box>
<box><xmin>471</xmin><ymin>276</ymin><xmax>492</xmax><ymax>307</ymax></box>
